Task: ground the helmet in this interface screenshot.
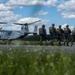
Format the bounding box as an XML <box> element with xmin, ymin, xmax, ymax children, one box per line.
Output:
<box><xmin>59</xmin><ymin>25</ymin><xmax>61</xmax><ymax>27</ymax></box>
<box><xmin>42</xmin><ymin>24</ymin><xmax>45</xmax><ymax>27</ymax></box>
<box><xmin>66</xmin><ymin>25</ymin><xmax>69</xmax><ymax>27</ymax></box>
<box><xmin>52</xmin><ymin>23</ymin><xmax>55</xmax><ymax>26</ymax></box>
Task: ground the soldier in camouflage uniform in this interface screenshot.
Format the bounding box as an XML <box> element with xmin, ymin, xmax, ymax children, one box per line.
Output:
<box><xmin>64</xmin><ymin>25</ymin><xmax>71</xmax><ymax>46</ymax></box>
<box><xmin>49</xmin><ymin>23</ymin><xmax>57</xmax><ymax>45</ymax></box>
<box><xmin>71</xmin><ymin>28</ymin><xmax>75</xmax><ymax>46</ymax></box>
<box><xmin>39</xmin><ymin>25</ymin><xmax>47</xmax><ymax>44</ymax></box>
<box><xmin>56</xmin><ymin>25</ymin><xmax>64</xmax><ymax>45</ymax></box>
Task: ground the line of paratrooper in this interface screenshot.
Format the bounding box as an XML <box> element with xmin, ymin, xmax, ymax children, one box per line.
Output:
<box><xmin>39</xmin><ymin>23</ymin><xmax>75</xmax><ymax>46</ymax></box>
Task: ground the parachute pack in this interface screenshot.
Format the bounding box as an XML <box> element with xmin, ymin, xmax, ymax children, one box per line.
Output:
<box><xmin>39</xmin><ymin>27</ymin><xmax>46</xmax><ymax>35</ymax></box>
<box><xmin>49</xmin><ymin>27</ymin><xmax>56</xmax><ymax>34</ymax></box>
<box><xmin>49</xmin><ymin>27</ymin><xmax>53</xmax><ymax>33</ymax></box>
<box><xmin>56</xmin><ymin>29</ymin><xmax>61</xmax><ymax>34</ymax></box>
<box><xmin>64</xmin><ymin>28</ymin><xmax>71</xmax><ymax>34</ymax></box>
<box><xmin>39</xmin><ymin>28</ymin><xmax>43</xmax><ymax>34</ymax></box>
<box><xmin>72</xmin><ymin>30</ymin><xmax>75</xmax><ymax>35</ymax></box>
<box><xmin>64</xmin><ymin>28</ymin><xmax>68</xmax><ymax>33</ymax></box>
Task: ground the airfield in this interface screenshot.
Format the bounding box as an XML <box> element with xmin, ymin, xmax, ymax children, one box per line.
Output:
<box><xmin>0</xmin><ymin>45</ymin><xmax>75</xmax><ymax>52</ymax></box>
<box><xmin>0</xmin><ymin>38</ymin><xmax>75</xmax><ymax>52</ymax></box>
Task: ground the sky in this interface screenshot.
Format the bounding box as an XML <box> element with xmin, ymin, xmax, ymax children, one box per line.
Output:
<box><xmin>0</xmin><ymin>0</ymin><xmax>75</xmax><ymax>34</ymax></box>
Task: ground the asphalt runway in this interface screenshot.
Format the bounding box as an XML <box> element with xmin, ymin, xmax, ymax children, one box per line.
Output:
<box><xmin>0</xmin><ymin>45</ymin><xmax>75</xmax><ymax>52</ymax></box>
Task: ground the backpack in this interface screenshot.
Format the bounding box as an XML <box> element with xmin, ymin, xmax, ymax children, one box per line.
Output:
<box><xmin>49</xmin><ymin>27</ymin><xmax>56</xmax><ymax>34</ymax></box>
<box><xmin>39</xmin><ymin>28</ymin><xmax>46</xmax><ymax>35</ymax></box>
<box><xmin>39</xmin><ymin>28</ymin><xmax>43</xmax><ymax>34</ymax></box>
<box><xmin>64</xmin><ymin>28</ymin><xmax>71</xmax><ymax>34</ymax></box>
<box><xmin>72</xmin><ymin>30</ymin><xmax>75</xmax><ymax>35</ymax></box>
<box><xmin>56</xmin><ymin>28</ymin><xmax>61</xmax><ymax>34</ymax></box>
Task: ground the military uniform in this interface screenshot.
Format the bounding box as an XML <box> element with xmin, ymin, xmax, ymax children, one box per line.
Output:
<box><xmin>64</xmin><ymin>25</ymin><xmax>71</xmax><ymax>46</ymax></box>
<box><xmin>56</xmin><ymin>25</ymin><xmax>64</xmax><ymax>45</ymax></box>
<box><xmin>49</xmin><ymin>24</ymin><xmax>57</xmax><ymax>45</ymax></box>
<box><xmin>39</xmin><ymin>25</ymin><xmax>47</xmax><ymax>44</ymax></box>
<box><xmin>71</xmin><ymin>29</ymin><xmax>75</xmax><ymax>46</ymax></box>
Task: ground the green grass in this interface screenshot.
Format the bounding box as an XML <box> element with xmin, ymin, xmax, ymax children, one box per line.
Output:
<box><xmin>0</xmin><ymin>40</ymin><xmax>62</xmax><ymax>46</ymax></box>
<box><xmin>0</xmin><ymin>48</ymin><xmax>75</xmax><ymax>75</ymax></box>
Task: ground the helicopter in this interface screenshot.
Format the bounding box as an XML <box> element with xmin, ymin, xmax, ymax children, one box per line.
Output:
<box><xmin>0</xmin><ymin>20</ymin><xmax>41</xmax><ymax>40</ymax></box>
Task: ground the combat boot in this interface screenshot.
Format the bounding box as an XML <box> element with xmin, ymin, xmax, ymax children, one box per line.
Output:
<box><xmin>59</xmin><ymin>42</ymin><xmax>61</xmax><ymax>46</ymax></box>
<box><xmin>64</xmin><ymin>42</ymin><xmax>65</xmax><ymax>46</ymax></box>
<box><xmin>67</xmin><ymin>42</ymin><xmax>69</xmax><ymax>46</ymax></box>
<box><xmin>71</xmin><ymin>41</ymin><xmax>73</xmax><ymax>46</ymax></box>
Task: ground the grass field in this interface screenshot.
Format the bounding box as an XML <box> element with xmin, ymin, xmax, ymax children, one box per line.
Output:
<box><xmin>0</xmin><ymin>40</ymin><xmax>46</xmax><ymax>45</ymax></box>
<box><xmin>0</xmin><ymin>40</ymin><xmax>64</xmax><ymax>46</ymax></box>
<box><xmin>0</xmin><ymin>48</ymin><xmax>75</xmax><ymax>75</ymax></box>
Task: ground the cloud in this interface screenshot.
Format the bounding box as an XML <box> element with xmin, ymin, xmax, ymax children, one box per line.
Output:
<box><xmin>0</xmin><ymin>3</ymin><xmax>21</xmax><ymax>23</ymax></box>
<box><xmin>57</xmin><ymin>0</ymin><xmax>75</xmax><ymax>18</ymax></box>
<box><xmin>0</xmin><ymin>3</ymin><xmax>21</xmax><ymax>31</ymax></box>
<box><xmin>6</xmin><ymin>0</ymin><xmax>58</xmax><ymax>6</ymax></box>
<box><xmin>61</xmin><ymin>12</ymin><xmax>75</xmax><ymax>18</ymax></box>
<box><xmin>18</xmin><ymin>17</ymin><xmax>41</xmax><ymax>23</ymax></box>
<box><xmin>0</xmin><ymin>4</ymin><xmax>14</xmax><ymax>11</ymax></box>
<box><xmin>36</xmin><ymin>10</ymin><xmax>49</xmax><ymax>16</ymax></box>
<box><xmin>0</xmin><ymin>10</ymin><xmax>21</xmax><ymax>30</ymax></box>
<box><xmin>40</xmin><ymin>19</ymin><xmax>50</xmax><ymax>25</ymax></box>
<box><xmin>57</xmin><ymin>23</ymin><xmax>74</xmax><ymax>30</ymax></box>
<box><xmin>0</xmin><ymin>11</ymin><xmax>21</xmax><ymax>22</ymax></box>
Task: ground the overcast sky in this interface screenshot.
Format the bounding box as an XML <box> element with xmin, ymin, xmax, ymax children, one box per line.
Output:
<box><xmin>0</xmin><ymin>0</ymin><xmax>75</xmax><ymax>33</ymax></box>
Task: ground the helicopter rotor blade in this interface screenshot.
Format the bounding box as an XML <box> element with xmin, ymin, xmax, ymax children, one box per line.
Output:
<box><xmin>0</xmin><ymin>22</ymin><xmax>7</xmax><ymax>24</ymax></box>
<box><xmin>13</xmin><ymin>23</ymin><xmax>23</xmax><ymax>25</ymax></box>
<box><xmin>13</xmin><ymin>20</ymin><xmax>41</xmax><ymax>25</ymax></box>
<box><xmin>28</xmin><ymin>20</ymin><xmax>41</xmax><ymax>25</ymax></box>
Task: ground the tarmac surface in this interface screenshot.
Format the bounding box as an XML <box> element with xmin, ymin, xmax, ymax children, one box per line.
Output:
<box><xmin>0</xmin><ymin>45</ymin><xmax>75</xmax><ymax>52</ymax></box>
